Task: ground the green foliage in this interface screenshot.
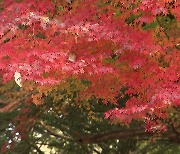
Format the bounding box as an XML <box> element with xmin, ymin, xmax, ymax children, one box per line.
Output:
<box><xmin>142</xmin><ymin>21</ymin><xmax>159</xmax><ymax>30</ymax></box>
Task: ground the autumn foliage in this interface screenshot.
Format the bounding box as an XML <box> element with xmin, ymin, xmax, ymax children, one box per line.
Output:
<box><xmin>0</xmin><ymin>0</ymin><xmax>179</xmax><ymax>135</ymax></box>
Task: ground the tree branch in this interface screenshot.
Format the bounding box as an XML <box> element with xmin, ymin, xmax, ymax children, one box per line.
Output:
<box><xmin>76</xmin><ymin>129</ymin><xmax>150</xmax><ymax>144</ymax></box>
<box><xmin>0</xmin><ymin>99</ymin><xmax>21</xmax><ymax>113</ymax></box>
<box><xmin>37</xmin><ymin>121</ymin><xmax>73</xmax><ymax>141</ymax></box>
<box><xmin>26</xmin><ymin>140</ymin><xmax>44</xmax><ymax>154</ymax></box>
<box><xmin>76</xmin><ymin>128</ymin><xmax>179</xmax><ymax>144</ymax></box>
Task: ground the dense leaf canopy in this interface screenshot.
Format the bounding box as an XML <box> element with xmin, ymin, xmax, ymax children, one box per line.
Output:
<box><xmin>0</xmin><ymin>0</ymin><xmax>179</xmax><ymax>153</ymax></box>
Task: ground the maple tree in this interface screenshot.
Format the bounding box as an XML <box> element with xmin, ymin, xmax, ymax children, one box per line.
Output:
<box><xmin>0</xmin><ymin>0</ymin><xmax>180</xmax><ymax>153</ymax></box>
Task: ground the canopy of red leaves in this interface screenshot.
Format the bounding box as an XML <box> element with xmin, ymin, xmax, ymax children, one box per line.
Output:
<box><xmin>0</xmin><ymin>0</ymin><xmax>179</xmax><ymax>132</ymax></box>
